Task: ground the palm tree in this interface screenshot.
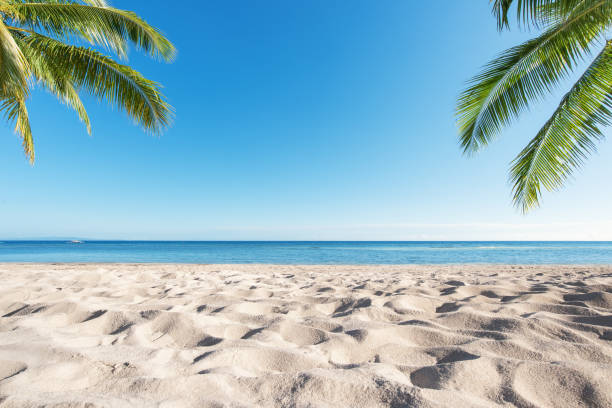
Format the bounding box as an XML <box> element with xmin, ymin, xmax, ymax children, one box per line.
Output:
<box><xmin>0</xmin><ymin>0</ymin><xmax>175</xmax><ymax>163</ymax></box>
<box><xmin>456</xmin><ymin>0</ymin><xmax>612</xmax><ymax>212</ymax></box>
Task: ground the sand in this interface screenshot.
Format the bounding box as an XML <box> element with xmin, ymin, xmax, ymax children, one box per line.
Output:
<box><xmin>0</xmin><ymin>263</ymin><xmax>610</xmax><ymax>407</ymax></box>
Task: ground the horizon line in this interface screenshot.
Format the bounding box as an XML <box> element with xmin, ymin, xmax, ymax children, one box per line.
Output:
<box><xmin>2</xmin><ymin>239</ymin><xmax>612</xmax><ymax>243</ymax></box>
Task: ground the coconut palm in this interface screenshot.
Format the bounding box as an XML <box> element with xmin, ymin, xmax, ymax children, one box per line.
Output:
<box><xmin>0</xmin><ymin>0</ymin><xmax>175</xmax><ymax>163</ymax></box>
<box><xmin>457</xmin><ymin>0</ymin><xmax>612</xmax><ymax>212</ymax></box>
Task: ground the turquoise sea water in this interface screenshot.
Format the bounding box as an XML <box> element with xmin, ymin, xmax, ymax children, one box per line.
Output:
<box><xmin>0</xmin><ymin>241</ymin><xmax>611</xmax><ymax>264</ymax></box>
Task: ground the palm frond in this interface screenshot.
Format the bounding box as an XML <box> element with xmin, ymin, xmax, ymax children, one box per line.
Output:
<box><xmin>4</xmin><ymin>1</ymin><xmax>176</xmax><ymax>60</ymax></box>
<box><xmin>510</xmin><ymin>41</ymin><xmax>612</xmax><ymax>211</ymax></box>
<box><xmin>492</xmin><ymin>0</ymin><xmax>553</xmax><ymax>29</ymax></box>
<box><xmin>457</xmin><ymin>0</ymin><xmax>611</xmax><ymax>154</ymax></box>
<box><xmin>1</xmin><ymin>96</ymin><xmax>34</xmax><ymax>162</ymax></box>
<box><xmin>491</xmin><ymin>0</ymin><xmax>587</xmax><ymax>30</ymax></box>
<box><xmin>0</xmin><ymin>19</ymin><xmax>30</xmax><ymax>97</ymax></box>
<box><xmin>82</xmin><ymin>0</ymin><xmax>108</xmax><ymax>6</ymax></box>
<box><xmin>13</xmin><ymin>31</ymin><xmax>91</xmax><ymax>132</ymax></box>
<box><xmin>22</xmin><ymin>33</ymin><xmax>173</xmax><ymax>133</ymax></box>
<box><xmin>56</xmin><ymin>80</ymin><xmax>91</xmax><ymax>133</ymax></box>
<box><xmin>539</xmin><ymin>0</ymin><xmax>599</xmax><ymax>26</ymax></box>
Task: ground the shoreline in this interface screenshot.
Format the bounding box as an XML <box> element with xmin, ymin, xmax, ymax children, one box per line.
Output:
<box><xmin>1</xmin><ymin>263</ymin><xmax>611</xmax><ymax>407</ymax></box>
<box><xmin>1</xmin><ymin>262</ymin><xmax>612</xmax><ymax>266</ymax></box>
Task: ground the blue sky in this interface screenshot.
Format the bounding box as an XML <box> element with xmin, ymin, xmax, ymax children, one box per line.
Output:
<box><xmin>1</xmin><ymin>0</ymin><xmax>611</xmax><ymax>240</ymax></box>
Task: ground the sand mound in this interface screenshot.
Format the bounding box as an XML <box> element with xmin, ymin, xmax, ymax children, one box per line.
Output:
<box><xmin>513</xmin><ymin>362</ymin><xmax>611</xmax><ymax>408</ymax></box>
<box><xmin>279</xmin><ymin>321</ymin><xmax>329</xmax><ymax>345</ymax></box>
<box><xmin>0</xmin><ymin>263</ymin><xmax>611</xmax><ymax>407</ymax></box>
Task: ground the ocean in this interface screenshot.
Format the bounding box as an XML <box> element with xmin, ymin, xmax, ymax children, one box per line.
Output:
<box><xmin>0</xmin><ymin>241</ymin><xmax>611</xmax><ymax>264</ymax></box>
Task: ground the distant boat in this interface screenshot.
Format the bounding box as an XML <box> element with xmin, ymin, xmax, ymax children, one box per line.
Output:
<box><xmin>69</xmin><ymin>240</ymin><xmax>83</xmax><ymax>244</ymax></box>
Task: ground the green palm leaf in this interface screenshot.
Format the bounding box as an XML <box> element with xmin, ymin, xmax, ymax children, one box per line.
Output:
<box><xmin>14</xmin><ymin>31</ymin><xmax>91</xmax><ymax>133</ymax></box>
<box><xmin>457</xmin><ymin>0</ymin><xmax>611</xmax><ymax>154</ymax></box>
<box><xmin>1</xmin><ymin>96</ymin><xmax>34</xmax><ymax>162</ymax></box>
<box><xmin>0</xmin><ymin>19</ymin><xmax>30</xmax><ymax>97</ymax></box>
<box><xmin>0</xmin><ymin>0</ymin><xmax>173</xmax><ymax>162</ymax></box>
<box><xmin>458</xmin><ymin>0</ymin><xmax>612</xmax><ymax>211</ymax></box>
<box><xmin>4</xmin><ymin>0</ymin><xmax>176</xmax><ymax>60</ymax></box>
<box><xmin>510</xmin><ymin>41</ymin><xmax>612</xmax><ymax>211</ymax></box>
<box><xmin>492</xmin><ymin>0</ymin><xmax>588</xmax><ymax>29</ymax></box>
<box><xmin>492</xmin><ymin>0</ymin><xmax>549</xmax><ymax>29</ymax></box>
<box><xmin>22</xmin><ymin>33</ymin><xmax>173</xmax><ymax>133</ymax></box>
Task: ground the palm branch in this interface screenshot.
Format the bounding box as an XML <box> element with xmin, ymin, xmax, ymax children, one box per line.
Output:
<box><xmin>510</xmin><ymin>41</ymin><xmax>612</xmax><ymax>212</ymax></box>
<box><xmin>457</xmin><ymin>0</ymin><xmax>612</xmax><ymax>211</ymax></box>
<box><xmin>0</xmin><ymin>0</ymin><xmax>175</xmax><ymax>163</ymax></box>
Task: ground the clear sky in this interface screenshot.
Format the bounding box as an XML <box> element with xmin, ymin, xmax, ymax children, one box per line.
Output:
<box><xmin>1</xmin><ymin>0</ymin><xmax>611</xmax><ymax>240</ymax></box>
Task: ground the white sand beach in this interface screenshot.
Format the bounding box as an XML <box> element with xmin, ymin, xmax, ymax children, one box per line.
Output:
<box><xmin>0</xmin><ymin>264</ymin><xmax>610</xmax><ymax>407</ymax></box>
